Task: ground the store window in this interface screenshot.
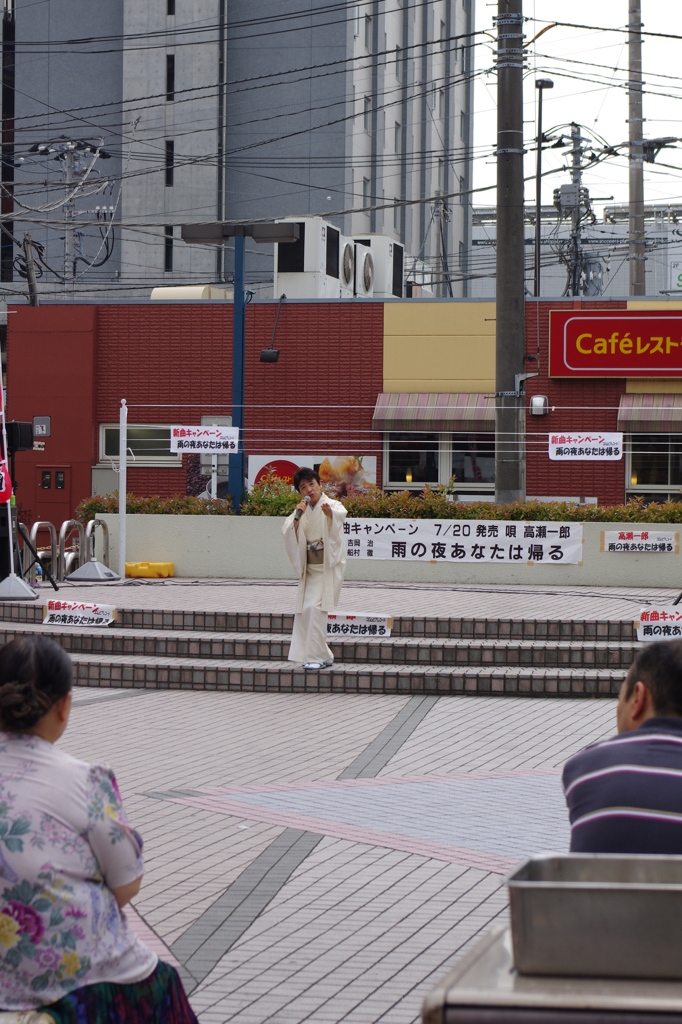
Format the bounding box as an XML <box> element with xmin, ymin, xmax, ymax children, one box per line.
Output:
<box><xmin>627</xmin><ymin>433</ymin><xmax>682</xmax><ymax>502</ymax></box>
<box><xmin>99</xmin><ymin>425</ymin><xmax>181</xmax><ymax>466</ymax></box>
<box><xmin>386</xmin><ymin>432</ymin><xmax>439</xmax><ymax>486</ymax></box>
<box><xmin>384</xmin><ymin>432</ymin><xmax>495</xmax><ymax>491</ymax></box>
<box><xmin>452</xmin><ymin>434</ymin><xmax>495</xmax><ymax>485</ymax></box>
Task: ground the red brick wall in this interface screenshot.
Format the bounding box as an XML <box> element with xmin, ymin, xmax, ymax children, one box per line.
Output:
<box><xmin>525</xmin><ymin>300</ymin><xmax>628</xmax><ymax>504</ymax></box>
<box><xmin>244</xmin><ymin>302</ymin><xmax>385</xmax><ymax>468</ymax></box>
<box><xmin>8</xmin><ymin>301</ymin><xmax>386</xmax><ymax>521</ymax></box>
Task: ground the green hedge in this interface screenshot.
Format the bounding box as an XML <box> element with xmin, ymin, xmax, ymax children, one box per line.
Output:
<box><xmin>78</xmin><ymin>485</ymin><xmax>682</xmax><ymax>524</ymax></box>
<box><xmin>76</xmin><ymin>493</ymin><xmax>234</xmax><ymax>522</ymax></box>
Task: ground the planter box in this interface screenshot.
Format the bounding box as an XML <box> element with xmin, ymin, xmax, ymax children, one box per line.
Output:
<box><xmin>97</xmin><ymin>515</ymin><xmax>682</xmax><ymax>587</ymax></box>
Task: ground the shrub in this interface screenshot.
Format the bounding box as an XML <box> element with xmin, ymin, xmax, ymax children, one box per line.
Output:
<box><xmin>240</xmin><ymin>470</ymin><xmax>299</xmax><ymax>517</ymax></box>
<box><xmin>76</xmin><ymin>492</ymin><xmax>233</xmax><ymax>523</ymax></box>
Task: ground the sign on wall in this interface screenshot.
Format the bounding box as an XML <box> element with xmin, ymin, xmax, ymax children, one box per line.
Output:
<box><xmin>549</xmin><ymin>432</ymin><xmax>623</xmax><ymax>460</ymax></box>
<box><xmin>344</xmin><ymin>519</ymin><xmax>583</xmax><ymax>564</ymax></box>
<box><xmin>170</xmin><ymin>426</ymin><xmax>239</xmax><ymax>453</ymax></box>
<box><xmin>550</xmin><ymin>309</ymin><xmax>682</xmax><ymax>377</ymax></box>
<box><xmin>603</xmin><ymin>530</ymin><xmax>678</xmax><ymax>553</ymax></box>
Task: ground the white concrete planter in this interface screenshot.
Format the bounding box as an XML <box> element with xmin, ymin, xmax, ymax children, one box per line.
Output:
<box><xmin>98</xmin><ymin>514</ymin><xmax>682</xmax><ymax>588</ymax></box>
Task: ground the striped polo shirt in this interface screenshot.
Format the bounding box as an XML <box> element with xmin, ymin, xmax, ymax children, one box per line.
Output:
<box><xmin>562</xmin><ymin>717</ymin><xmax>682</xmax><ymax>853</ymax></box>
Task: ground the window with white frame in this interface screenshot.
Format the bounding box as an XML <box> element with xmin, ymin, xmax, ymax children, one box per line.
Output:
<box><xmin>99</xmin><ymin>424</ymin><xmax>182</xmax><ymax>466</ymax></box>
<box><xmin>626</xmin><ymin>433</ymin><xmax>682</xmax><ymax>503</ymax></box>
<box><xmin>383</xmin><ymin>433</ymin><xmax>495</xmax><ymax>491</ymax></box>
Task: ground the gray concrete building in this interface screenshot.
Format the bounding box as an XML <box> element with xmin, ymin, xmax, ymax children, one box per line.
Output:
<box><xmin>1</xmin><ymin>0</ymin><xmax>475</xmax><ymax>302</ymax></box>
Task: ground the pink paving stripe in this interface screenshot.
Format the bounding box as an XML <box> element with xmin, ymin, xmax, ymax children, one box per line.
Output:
<box><xmin>124</xmin><ymin>904</ymin><xmax>181</xmax><ymax>968</ymax></box>
<box><xmin>195</xmin><ymin>766</ymin><xmax>561</xmax><ymax>797</ymax></box>
<box><xmin>161</xmin><ymin>793</ymin><xmax>518</xmax><ymax>875</ymax></box>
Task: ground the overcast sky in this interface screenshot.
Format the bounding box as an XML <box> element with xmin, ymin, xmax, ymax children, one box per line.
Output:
<box><xmin>472</xmin><ymin>2</ymin><xmax>682</xmax><ymax>215</ymax></box>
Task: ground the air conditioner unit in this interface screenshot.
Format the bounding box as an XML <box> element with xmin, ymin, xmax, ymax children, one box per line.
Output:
<box><xmin>404</xmin><ymin>256</ymin><xmax>435</xmax><ymax>298</ymax></box>
<box><xmin>352</xmin><ymin>234</ymin><xmax>404</xmax><ymax>297</ymax></box>
<box><xmin>354</xmin><ymin>243</ymin><xmax>374</xmax><ymax>297</ymax></box>
<box><xmin>274</xmin><ymin>216</ymin><xmax>349</xmax><ymax>298</ymax></box>
<box><xmin>339</xmin><ymin>236</ymin><xmax>356</xmax><ymax>298</ymax></box>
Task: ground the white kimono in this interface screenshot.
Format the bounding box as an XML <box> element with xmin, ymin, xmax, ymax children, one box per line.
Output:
<box><xmin>282</xmin><ymin>495</ymin><xmax>347</xmax><ymax>664</ymax></box>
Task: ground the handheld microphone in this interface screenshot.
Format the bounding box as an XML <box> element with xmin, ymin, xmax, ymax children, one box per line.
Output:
<box><xmin>294</xmin><ymin>495</ymin><xmax>311</xmax><ymax>521</ymax></box>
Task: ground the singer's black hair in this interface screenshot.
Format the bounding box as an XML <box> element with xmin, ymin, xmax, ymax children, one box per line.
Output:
<box><xmin>293</xmin><ymin>467</ymin><xmax>320</xmax><ymax>490</ymax></box>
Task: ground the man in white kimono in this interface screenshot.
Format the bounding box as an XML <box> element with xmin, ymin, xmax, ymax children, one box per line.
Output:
<box><xmin>282</xmin><ymin>467</ymin><xmax>347</xmax><ymax>670</ymax></box>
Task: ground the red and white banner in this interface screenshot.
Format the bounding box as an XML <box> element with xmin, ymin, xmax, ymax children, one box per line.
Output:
<box><xmin>0</xmin><ymin>460</ymin><xmax>13</xmax><ymax>503</ymax></box>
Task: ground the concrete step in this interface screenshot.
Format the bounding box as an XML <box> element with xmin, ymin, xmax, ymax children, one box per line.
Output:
<box><xmin>69</xmin><ymin>652</ymin><xmax>626</xmax><ymax>698</ymax></box>
<box><xmin>0</xmin><ymin>602</ymin><xmax>638</xmax><ymax>641</ymax></box>
<box><xmin>0</xmin><ymin>620</ymin><xmax>638</xmax><ymax>670</ymax></box>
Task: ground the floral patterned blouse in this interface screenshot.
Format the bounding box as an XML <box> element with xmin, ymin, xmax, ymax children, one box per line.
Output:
<box><xmin>0</xmin><ymin>731</ymin><xmax>157</xmax><ymax>1010</ymax></box>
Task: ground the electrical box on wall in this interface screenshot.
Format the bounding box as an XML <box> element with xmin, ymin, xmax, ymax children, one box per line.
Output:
<box><xmin>530</xmin><ymin>395</ymin><xmax>549</xmax><ymax>416</ymax></box>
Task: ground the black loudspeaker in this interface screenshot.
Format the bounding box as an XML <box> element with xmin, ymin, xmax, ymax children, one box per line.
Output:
<box><xmin>6</xmin><ymin>422</ymin><xmax>33</xmax><ymax>453</ymax></box>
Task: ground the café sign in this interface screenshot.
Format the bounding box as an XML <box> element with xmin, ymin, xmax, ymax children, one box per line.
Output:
<box><xmin>550</xmin><ymin>309</ymin><xmax>682</xmax><ymax>377</ymax></box>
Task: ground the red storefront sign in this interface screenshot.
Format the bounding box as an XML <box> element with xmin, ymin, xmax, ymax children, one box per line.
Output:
<box><xmin>549</xmin><ymin>310</ymin><xmax>682</xmax><ymax>377</ymax></box>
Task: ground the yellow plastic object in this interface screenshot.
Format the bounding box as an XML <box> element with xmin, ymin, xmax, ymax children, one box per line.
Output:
<box><xmin>125</xmin><ymin>561</ymin><xmax>175</xmax><ymax>578</ymax></box>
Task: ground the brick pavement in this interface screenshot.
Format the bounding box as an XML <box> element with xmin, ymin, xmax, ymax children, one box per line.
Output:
<box><xmin>22</xmin><ymin>578</ymin><xmax>641</xmax><ymax>1021</ymax></box>
<box><xmin>58</xmin><ymin>640</ymin><xmax>619</xmax><ymax>1022</ymax></box>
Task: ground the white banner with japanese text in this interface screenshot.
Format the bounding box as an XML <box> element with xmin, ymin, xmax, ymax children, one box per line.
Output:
<box><xmin>344</xmin><ymin>519</ymin><xmax>583</xmax><ymax>564</ymax></box>
<box><xmin>636</xmin><ymin>607</ymin><xmax>682</xmax><ymax>642</ymax></box>
<box><xmin>44</xmin><ymin>600</ymin><xmax>116</xmax><ymax>627</ymax></box>
<box><xmin>548</xmin><ymin>432</ymin><xmax>623</xmax><ymax>460</ymax></box>
<box><xmin>327</xmin><ymin>613</ymin><xmax>393</xmax><ymax>637</ymax></box>
<box><xmin>170</xmin><ymin>425</ymin><xmax>239</xmax><ymax>453</ymax></box>
<box><xmin>602</xmin><ymin>529</ymin><xmax>678</xmax><ymax>554</ymax></box>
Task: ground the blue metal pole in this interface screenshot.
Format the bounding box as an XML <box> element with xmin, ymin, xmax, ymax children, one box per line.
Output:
<box><xmin>229</xmin><ymin>232</ymin><xmax>245</xmax><ymax>513</ymax></box>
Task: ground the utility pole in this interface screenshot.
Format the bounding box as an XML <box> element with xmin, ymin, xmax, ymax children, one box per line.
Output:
<box><xmin>494</xmin><ymin>0</ymin><xmax>526</xmax><ymax>504</ymax></box>
<box><xmin>63</xmin><ymin>146</ymin><xmax>76</xmax><ymax>289</ymax></box>
<box><xmin>628</xmin><ymin>0</ymin><xmax>645</xmax><ymax>295</ymax></box>
<box><xmin>22</xmin><ymin>232</ymin><xmax>39</xmax><ymax>306</ymax></box>
<box><xmin>534</xmin><ymin>78</ymin><xmax>553</xmax><ymax>298</ymax></box>
<box><xmin>569</xmin><ymin>123</ymin><xmax>583</xmax><ymax>296</ymax></box>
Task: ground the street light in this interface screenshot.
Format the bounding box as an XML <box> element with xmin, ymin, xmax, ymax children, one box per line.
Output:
<box><xmin>180</xmin><ymin>221</ymin><xmax>300</xmax><ymax>513</ymax></box>
<box><xmin>534</xmin><ymin>79</ymin><xmax>554</xmax><ymax>298</ymax></box>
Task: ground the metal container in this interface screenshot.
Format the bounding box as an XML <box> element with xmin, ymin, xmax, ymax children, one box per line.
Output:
<box><xmin>508</xmin><ymin>853</ymin><xmax>682</xmax><ymax>979</ymax></box>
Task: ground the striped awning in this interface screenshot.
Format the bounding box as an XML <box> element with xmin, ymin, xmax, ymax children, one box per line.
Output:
<box><xmin>372</xmin><ymin>393</ymin><xmax>495</xmax><ymax>433</ymax></box>
<box><xmin>617</xmin><ymin>393</ymin><xmax>682</xmax><ymax>433</ymax></box>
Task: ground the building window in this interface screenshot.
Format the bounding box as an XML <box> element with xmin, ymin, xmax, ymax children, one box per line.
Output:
<box><xmin>165</xmin><ymin>140</ymin><xmax>174</xmax><ymax>187</ymax></box>
<box><xmin>452</xmin><ymin>435</ymin><xmax>495</xmax><ymax>485</ymax></box>
<box><xmin>437</xmin><ymin>158</ymin><xmax>445</xmax><ymax>191</ymax></box>
<box><xmin>438</xmin><ymin>88</ymin><xmax>445</xmax><ymax>119</ymax></box>
<box><xmin>387</xmin><ymin>433</ymin><xmax>439</xmax><ymax>486</ymax></box>
<box><xmin>627</xmin><ymin>433</ymin><xmax>682</xmax><ymax>502</ymax></box>
<box><xmin>362</xmin><ymin>177</ymin><xmax>371</xmax><ymax>210</ymax></box>
<box><xmin>440</xmin><ymin>19</ymin><xmax>446</xmax><ymax>50</ymax></box>
<box><xmin>167</xmin><ymin>0</ymin><xmax>175</xmax><ymax>13</ymax></box>
<box><xmin>353</xmin><ymin>2</ymin><xmax>360</xmax><ymax>36</ymax></box>
<box><xmin>100</xmin><ymin>425</ymin><xmax>181</xmax><ymax>466</ymax></box>
<box><xmin>393</xmin><ymin>200</ymin><xmax>400</xmax><ymax>232</ymax></box>
<box><xmin>364</xmin><ymin>14</ymin><xmax>372</xmax><ymax>52</ymax></box>
<box><xmin>459</xmin><ymin>175</ymin><xmax>465</xmax><ymax>204</ymax></box>
<box><xmin>164</xmin><ymin>226</ymin><xmax>173</xmax><ymax>271</ymax></box>
<box><xmin>394</xmin><ymin>121</ymin><xmax>401</xmax><ymax>153</ymax></box>
<box><xmin>166</xmin><ymin>54</ymin><xmax>175</xmax><ymax>101</ymax></box>
<box><xmin>395</xmin><ymin>45</ymin><xmax>402</xmax><ymax>79</ymax></box>
<box><xmin>384</xmin><ymin>433</ymin><xmax>495</xmax><ymax>491</ymax></box>
<box><xmin>363</xmin><ymin>96</ymin><xmax>371</xmax><ymax>131</ymax></box>
<box><xmin>460</xmin><ymin>110</ymin><xmax>468</xmax><ymax>139</ymax></box>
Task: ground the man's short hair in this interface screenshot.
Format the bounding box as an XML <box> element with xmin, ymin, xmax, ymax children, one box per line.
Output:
<box><xmin>624</xmin><ymin>640</ymin><xmax>682</xmax><ymax>717</ymax></box>
<box><xmin>293</xmin><ymin>467</ymin><xmax>320</xmax><ymax>491</ymax></box>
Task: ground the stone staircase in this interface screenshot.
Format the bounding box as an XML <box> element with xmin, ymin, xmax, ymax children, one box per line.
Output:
<box><xmin>0</xmin><ymin>604</ymin><xmax>636</xmax><ymax>698</ymax></box>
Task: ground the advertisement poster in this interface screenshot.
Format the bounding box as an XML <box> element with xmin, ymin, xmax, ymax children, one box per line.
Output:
<box><xmin>248</xmin><ymin>455</ymin><xmax>377</xmax><ymax>498</ymax></box>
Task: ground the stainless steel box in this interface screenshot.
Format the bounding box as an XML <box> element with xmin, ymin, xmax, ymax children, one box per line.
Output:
<box><xmin>508</xmin><ymin>853</ymin><xmax>682</xmax><ymax>979</ymax></box>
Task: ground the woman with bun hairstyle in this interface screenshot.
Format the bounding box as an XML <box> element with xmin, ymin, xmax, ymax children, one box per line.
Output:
<box><xmin>0</xmin><ymin>636</ymin><xmax>198</xmax><ymax>1023</ymax></box>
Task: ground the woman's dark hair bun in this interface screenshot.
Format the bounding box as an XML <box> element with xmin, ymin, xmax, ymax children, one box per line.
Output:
<box><xmin>0</xmin><ymin>637</ymin><xmax>72</xmax><ymax>733</ymax></box>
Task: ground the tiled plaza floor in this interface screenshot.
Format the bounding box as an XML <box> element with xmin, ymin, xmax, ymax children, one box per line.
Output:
<box><xmin>52</xmin><ymin>574</ymin><xmax>629</xmax><ymax>1024</ymax></box>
